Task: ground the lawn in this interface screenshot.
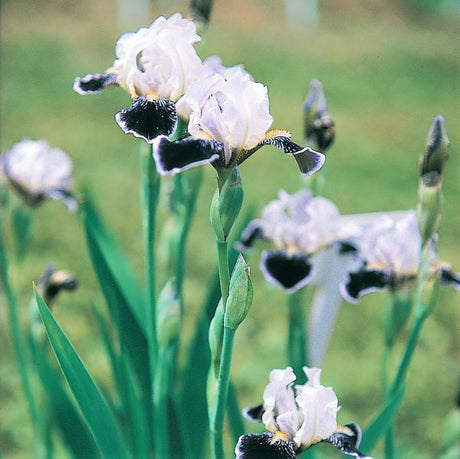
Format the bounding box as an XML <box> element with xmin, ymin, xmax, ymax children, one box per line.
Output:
<box><xmin>1</xmin><ymin>0</ymin><xmax>459</xmax><ymax>457</ymax></box>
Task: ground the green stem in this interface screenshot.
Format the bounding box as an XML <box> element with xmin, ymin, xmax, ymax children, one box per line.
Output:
<box><xmin>211</xmin><ymin>326</ymin><xmax>236</xmax><ymax>459</ymax></box>
<box><xmin>216</xmin><ymin>240</ymin><xmax>230</xmax><ymax>306</ymax></box>
<box><xmin>287</xmin><ymin>290</ymin><xmax>307</xmax><ymax>379</ymax></box>
<box><xmin>140</xmin><ymin>142</ymin><xmax>160</xmax><ymax>449</ymax></box>
<box><xmin>154</xmin><ymin>346</ymin><xmax>173</xmax><ymax>459</ymax></box>
<box><xmin>389</xmin><ymin>314</ymin><xmax>425</xmax><ymax>395</ymax></box>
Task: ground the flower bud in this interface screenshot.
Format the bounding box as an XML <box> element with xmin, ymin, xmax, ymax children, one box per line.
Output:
<box><xmin>224</xmin><ymin>255</ymin><xmax>253</xmax><ymax>330</ymax></box>
<box><xmin>419</xmin><ymin>115</ymin><xmax>449</xmax><ymax>187</ymax></box>
<box><xmin>303</xmin><ymin>79</ymin><xmax>335</xmax><ymax>151</ymax></box>
<box><xmin>209</xmin><ymin>299</ymin><xmax>224</xmax><ymax>364</ymax></box>
<box><xmin>210</xmin><ymin>167</ymin><xmax>243</xmax><ymax>242</ymax></box>
<box><xmin>417</xmin><ymin>115</ymin><xmax>449</xmax><ymax>245</ymax></box>
<box><xmin>156</xmin><ymin>279</ymin><xmax>181</xmax><ymax>346</ymax></box>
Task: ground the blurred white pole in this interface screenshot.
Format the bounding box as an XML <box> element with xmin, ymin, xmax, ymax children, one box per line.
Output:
<box><xmin>118</xmin><ymin>0</ymin><xmax>151</xmax><ymax>30</ymax></box>
<box><xmin>285</xmin><ymin>0</ymin><xmax>319</xmax><ymax>29</ymax></box>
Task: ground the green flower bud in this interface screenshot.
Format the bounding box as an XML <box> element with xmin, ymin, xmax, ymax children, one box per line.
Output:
<box><xmin>419</xmin><ymin>115</ymin><xmax>449</xmax><ymax>186</ymax></box>
<box><xmin>417</xmin><ymin>115</ymin><xmax>450</xmax><ymax>245</ymax></box>
<box><xmin>209</xmin><ymin>299</ymin><xmax>224</xmax><ymax>364</ymax></box>
<box><xmin>210</xmin><ymin>167</ymin><xmax>243</xmax><ymax>242</ymax></box>
<box><xmin>303</xmin><ymin>79</ymin><xmax>335</xmax><ymax>152</ymax></box>
<box><xmin>156</xmin><ymin>279</ymin><xmax>181</xmax><ymax>346</ymax></box>
<box><xmin>224</xmin><ymin>255</ymin><xmax>253</xmax><ymax>330</ymax></box>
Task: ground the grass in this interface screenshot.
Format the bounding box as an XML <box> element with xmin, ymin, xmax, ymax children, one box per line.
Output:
<box><xmin>1</xmin><ymin>0</ymin><xmax>459</xmax><ymax>457</ymax></box>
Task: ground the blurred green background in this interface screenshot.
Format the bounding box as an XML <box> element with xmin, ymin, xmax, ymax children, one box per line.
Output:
<box><xmin>1</xmin><ymin>0</ymin><xmax>459</xmax><ymax>457</ymax></box>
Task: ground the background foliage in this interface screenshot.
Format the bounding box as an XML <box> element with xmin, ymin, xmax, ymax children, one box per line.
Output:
<box><xmin>1</xmin><ymin>0</ymin><xmax>458</xmax><ymax>457</ymax></box>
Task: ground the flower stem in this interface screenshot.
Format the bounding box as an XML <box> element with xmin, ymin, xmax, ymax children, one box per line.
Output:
<box><xmin>211</xmin><ymin>326</ymin><xmax>236</xmax><ymax>459</ymax></box>
<box><xmin>140</xmin><ymin>141</ymin><xmax>161</xmax><ymax>449</ymax></box>
<box><xmin>287</xmin><ymin>289</ymin><xmax>308</xmax><ymax>379</ymax></box>
<box><xmin>217</xmin><ymin>240</ymin><xmax>230</xmax><ymax>305</ymax></box>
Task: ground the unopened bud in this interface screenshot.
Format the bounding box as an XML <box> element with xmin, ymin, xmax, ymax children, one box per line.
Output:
<box><xmin>417</xmin><ymin>115</ymin><xmax>450</xmax><ymax>245</ymax></box>
<box><xmin>224</xmin><ymin>255</ymin><xmax>253</xmax><ymax>330</ymax></box>
<box><xmin>209</xmin><ymin>299</ymin><xmax>224</xmax><ymax>368</ymax></box>
<box><xmin>419</xmin><ymin>115</ymin><xmax>449</xmax><ymax>186</ymax></box>
<box><xmin>210</xmin><ymin>167</ymin><xmax>243</xmax><ymax>242</ymax></box>
<box><xmin>303</xmin><ymin>79</ymin><xmax>335</xmax><ymax>151</ymax></box>
<box><xmin>156</xmin><ymin>279</ymin><xmax>181</xmax><ymax>346</ymax></box>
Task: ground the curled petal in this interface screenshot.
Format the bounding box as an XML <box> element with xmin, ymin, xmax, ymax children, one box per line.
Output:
<box><xmin>235</xmin><ymin>433</ymin><xmax>296</xmax><ymax>459</ymax></box>
<box><xmin>440</xmin><ymin>266</ymin><xmax>460</xmax><ymax>290</ymax></box>
<box><xmin>152</xmin><ymin>136</ymin><xmax>222</xmax><ymax>175</ymax></box>
<box><xmin>325</xmin><ymin>424</ymin><xmax>373</xmax><ymax>458</ymax></box>
<box><xmin>115</xmin><ymin>97</ymin><xmax>177</xmax><ymax>143</ymax></box>
<box><xmin>243</xmin><ymin>130</ymin><xmax>325</xmax><ymax>175</ymax></box>
<box><xmin>260</xmin><ymin>250</ymin><xmax>313</xmax><ymax>293</ymax></box>
<box><xmin>341</xmin><ymin>269</ymin><xmax>392</xmax><ymax>303</ymax></box>
<box><xmin>73</xmin><ymin>73</ymin><xmax>118</xmax><ymax>95</ymax></box>
<box><xmin>242</xmin><ymin>404</ymin><xmax>264</xmax><ymax>423</ymax></box>
<box><xmin>235</xmin><ymin>220</ymin><xmax>265</xmax><ymax>251</ymax></box>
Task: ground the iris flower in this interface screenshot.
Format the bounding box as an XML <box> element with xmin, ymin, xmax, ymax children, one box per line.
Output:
<box><xmin>74</xmin><ymin>13</ymin><xmax>203</xmax><ymax>142</ymax></box>
<box><xmin>238</xmin><ymin>189</ymin><xmax>354</xmax><ymax>293</ymax></box>
<box><xmin>1</xmin><ymin>140</ymin><xmax>77</xmax><ymax>211</ymax></box>
<box><xmin>236</xmin><ymin>366</ymin><xmax>371</xmax><ymax>458</ymax></box>
<box><xmin>341</xmin><ymin>211</ymin><xmax>459</xmax><ymax>302</ymax></box>
<box><xmin>153</xmin><ymin>68</ymin><xmax>324</xmax><ymax>176</ymax></box>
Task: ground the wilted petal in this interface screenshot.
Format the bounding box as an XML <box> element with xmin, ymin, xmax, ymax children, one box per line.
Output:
<box><xmin>152</xmin><ymin>135</ymin><xmax>222</xmax><ymax>175</ymax></box>
<box><xmin>325</xmin><ymin>424</ymin><xmax>372</xmax><ymax>458</ymax></box>
<box><xmin>341</xmin><ymin>269</ymin><xmax>391</xmax><ymax>303</ymax></box>
<box><xmin>115</xmin><ymin>97</ymin><xmax>177</xmax><ymax>142</ymax></box>
<box><xmin>260</xmin><ymin>250</ymin><xmax>313</xmax><ymax>293</ymax></box>
<box><xmin>73</xmin><ymin>73</ymin><xmax>118</xmax><ymax>95</ymax></box>
<box><xmin>440</xmin><ymin>266</ymin><xmax>460</xmax><ymax>291</ymax></box>
<box><xmin>235</xmin><ymin>433</ymin><xmax>296</xmax><ymax>459</ymax></box>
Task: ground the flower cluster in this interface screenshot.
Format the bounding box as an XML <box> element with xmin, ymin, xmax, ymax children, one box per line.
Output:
<box><xmin>74</xmin><ymin>14</ymin><xmax>325</xmax><ymax>177</ymax></box>
<box><xmin>237</xmin><ymin>366</ymin><xmax>371</xmax><ymax>458</ymax></box>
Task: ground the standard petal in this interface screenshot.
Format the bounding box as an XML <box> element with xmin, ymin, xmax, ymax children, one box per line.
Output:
<box><xmin>325</xmin><ymin>423</ymin><xmax>373</xmax><ymax>458</ymax></box>
<box><xmin>260</xmin><ymin>250</ymin><xmax>314</xmax><ymax>293</ymax></box>
<box><xmin>235</xmin><ymin>433</ymin><xmax>296</xmax><ymax>459</ymax></box>
<box><xmin>152</xmin><ymin>136</ymin><xmax>222</xmax><ymax>175</ymax></box>
<box><xmin>340</xmin><ymin>269</ymin><xmax>392</xmax><ymax>303</ymax></box>
<box><xmin>440</xmin><ymin>266</ymin><xmax>460</xmax><ymax>290</ymax></box>
<box><xmin>115</xmin><ymin>97</ymin><xmax>177</xmax><ymax>142</ymax></box>
<box><xmin>73</xmin><ymin>73</ymin><xmax>118</xmax><ymax>95</ymax></box>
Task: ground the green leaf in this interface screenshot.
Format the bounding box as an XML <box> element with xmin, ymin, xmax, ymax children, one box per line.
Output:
<box><xmin>360</xmin><ymin>383</ymin><xmax>407</xmax><ymax>453</ymax></box>
<box><xmin>34</xmin><ymin>287</ymin><xmax>130</xmax><ymax>459</ymax></box>
<box><xmin>31</xmin><ymin>340</ymin><xmax>98</xmax><ymax>459</ymax></box>
<box><xmin>83</xmin><ymin>199</ymin><xmax>150</xmax><ymax>399</ymax></box>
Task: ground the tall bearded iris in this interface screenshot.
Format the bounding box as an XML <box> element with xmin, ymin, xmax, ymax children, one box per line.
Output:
<box><xmin>236</xmin><ymin>367</ymin><xmax>371</xmax><ymax>458</ymax></box>
<box><xmin>238</xmin><ymin>189</ymin><xmax>355</xmax><ymax>293</ymax></box>
<box><xmin>341</xmin><ymin>211</ymin><xmax>459</xmax><ymax>302</ymax></box>
<box><xmin>1</xmin><ymin>140</ymin><xmax>78</xmax><ymax>212</ymax></box>
<box><xmin>74</xmin><ymin>13</ymin><xmax>203</xmax><ymax>142</ymax></box>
